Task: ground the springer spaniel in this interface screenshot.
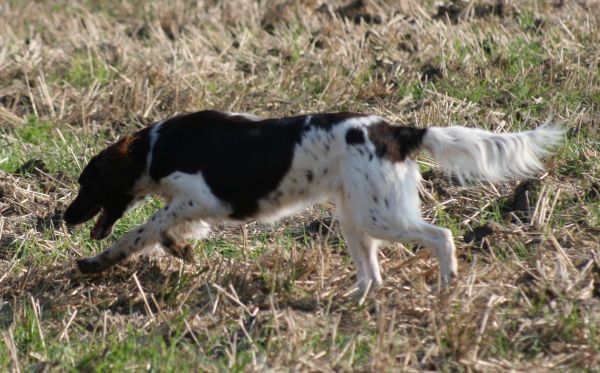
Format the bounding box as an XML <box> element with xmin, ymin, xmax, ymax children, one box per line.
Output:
<box><xmin>64</xmin><ymin>110</ymin><xmax>564</xmax><ymax>294</ymax></box>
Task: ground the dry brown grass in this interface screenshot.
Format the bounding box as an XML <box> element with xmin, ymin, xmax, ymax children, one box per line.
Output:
<box><xmin>1</xmin><ymin>0</ymin><xmax>599</xmax><ymax>371</ymax></box>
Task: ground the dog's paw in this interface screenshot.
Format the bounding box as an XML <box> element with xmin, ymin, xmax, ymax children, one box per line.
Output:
<box><xmin>442</xmin><ymin>270</ymin><xmax>458</xmax><ymax>286</ymax></box>
<box><xmin>166</xmin><ymin>244</ymin><xmax>196</xmax><ymax>263</ymax></box>
<box><xmin>180</xmin><ymin>244</ymin><xmax>195</xmax><ymax>263</ymax></box>
<box><xmin>345</xmin><ymin>278</ymin><xmax>381</xmax><ymax>302</ymax></box>
<box><xmin>432</xmin><ymin>270</ymin><xmax>458</xmax><ymax>293</ymax></box>
<box><xmin>76</xmin><ymin>258</ymin><xmax>107</xmax><ymax>274</ymax></box>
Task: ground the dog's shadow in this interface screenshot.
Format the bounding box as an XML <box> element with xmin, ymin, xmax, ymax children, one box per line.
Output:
<box><xmin>1</xmin><ymin>260</ymin><xmax>180</xmax><ymax>319</ymax></box>
<box><xmin>3</xmin><ymin>213</ymin><xmax>353</xmax><ymax>322</ymax></box>
<box><xmin>292</xmin><ymin>216</ymin><xmax>341</xmax><ymax>245</ymax></box>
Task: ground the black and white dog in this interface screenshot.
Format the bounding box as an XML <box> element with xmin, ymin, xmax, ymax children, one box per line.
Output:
<box><xmin>64</xmin><ymin>110</ymin><xmax>564</xmax><ymax>294</ymax></box>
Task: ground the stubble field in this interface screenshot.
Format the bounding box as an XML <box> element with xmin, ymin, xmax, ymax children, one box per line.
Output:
<box><xmin>0</xmin><ymin>0</ymin><xmax>599</xmax><ymax>371</ymax></box>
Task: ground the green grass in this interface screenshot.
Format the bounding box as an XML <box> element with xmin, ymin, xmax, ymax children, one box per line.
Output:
<box><xmin>1</xmin><ymin>1</ymin><xmax>599</xmax><ymax>371</ymax></box>
<box><xmin>64</xmin><ymin>54</ymin><xmax>112</xmax><ymax>88</ymax></box>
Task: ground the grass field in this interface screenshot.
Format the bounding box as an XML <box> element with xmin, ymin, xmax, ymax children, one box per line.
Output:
<box><xmin>1</xmin><ymin>0</ymin><xmax>599</xmax><ymax>371</ymax></box>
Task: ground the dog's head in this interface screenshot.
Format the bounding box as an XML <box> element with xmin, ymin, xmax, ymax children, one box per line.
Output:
<box><xmin>64</xmin><ymin>133</ymin><xmax>149</xmax><ymax>240</ymax></box>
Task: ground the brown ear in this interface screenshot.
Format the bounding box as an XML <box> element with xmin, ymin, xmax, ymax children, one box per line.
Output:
<box><xmin>96</xmin><ymin>135</ymin><xmax>144</xmax><ymax>190</ymax></box>
<box><xmin>116</xmin><ymin>135</ymin><xmax>136</xmax><ymax>156</ymax></box>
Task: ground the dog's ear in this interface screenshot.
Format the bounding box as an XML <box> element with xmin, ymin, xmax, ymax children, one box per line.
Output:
<box><xmin>95</xmin><ymin>134</ymin><xmax>146</xmax><ymax>191</ymax></box>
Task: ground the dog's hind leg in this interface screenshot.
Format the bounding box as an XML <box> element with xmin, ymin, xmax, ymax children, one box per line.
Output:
<box><xmin>336</xmin><ymin>195</ymin><xmax>381</xmax><ymax>296</ymax></box>
<box><xmin>372</xmin><ymin>222</ymin><xmax>457</xmax><ymax>287</ymax></box>
<box><xmin>343</xmin><ymin>195</ymin><xmax>458</xmax><ymax>286</ymax></box>
<box><xmin>341</xmin><ymin>158</ymin><xmax>458</xmax><ymax>287</ymax></box>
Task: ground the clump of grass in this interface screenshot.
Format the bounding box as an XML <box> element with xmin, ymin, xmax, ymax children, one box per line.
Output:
<box><xmin>64</xmin><ymin>53</ymin><xmax>112</xmax><ymax>88</ymax></box>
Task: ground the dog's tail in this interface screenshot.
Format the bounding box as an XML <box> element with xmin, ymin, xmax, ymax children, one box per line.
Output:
<box><xmin>420</xmin><ymin>120</ymin><xmax>566</xmax><ymax>183</ymax></box>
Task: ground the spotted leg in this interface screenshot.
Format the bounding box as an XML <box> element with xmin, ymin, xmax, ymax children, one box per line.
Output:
<box><xmin>341</xmin><ymin>157</ymin><xmax>458</xmax><ymax>288</ymax></box>
<box><xmin>337</xmin><ymin>195</ymin><xmax>381</xmax><ymax>296</ymax></box>
<box><xmin>77</xmin><ymin>173</ymin><xmax>228</xmax><ymax>273</ymax></box>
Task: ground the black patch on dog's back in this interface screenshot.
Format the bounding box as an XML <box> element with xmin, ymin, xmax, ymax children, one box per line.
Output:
<box><xmin>367</xmin><ymin>122</ymin><xmax>427</xmax><ymax>162</ymax></box>
<box><xmin>345</xmin><ymin>128</ymin><xmax>365</xmax><ymax>145</ymax></box>
<box><xmin>149</xmin><ymin>111</ymin><xmax>362</xmax><ymax>219</ymax></box>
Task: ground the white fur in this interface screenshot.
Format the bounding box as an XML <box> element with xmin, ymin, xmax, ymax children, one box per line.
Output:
<box><xmin>227</xmin><ymin>112</ymin><xmax>262</xmax><ymax>121</ymax></box>
<box><xmin>146</xmin><ymin>120</ymin><xmax>163</xmax><ymax>171</ymax></box>
<box><xmin>423</xmin><ymin>120</ymin><xmax>565</xmax><ymax>184</ymax></box>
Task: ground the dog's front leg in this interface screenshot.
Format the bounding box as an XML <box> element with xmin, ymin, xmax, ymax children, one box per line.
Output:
<box><xmin>76</xmin><ymin>226</ymin><xmax>156</xmax><ymax>274</ymax></box>
<box><xmin>76</xmin><ymin>208</ymin><xmax>169</xmax><ymax>273</ymax></box>
<box><xmin>76</xmin><ymin>198</ymin><xmax>216</xmax><ymax>273</ymax></box>
<box><xmin>159</xmin><ymin>219</ymin><xmax>210</xmax><ymax>261</ymax></box>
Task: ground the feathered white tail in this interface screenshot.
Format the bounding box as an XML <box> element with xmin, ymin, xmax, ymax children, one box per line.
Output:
<box><xmin>422</xmin><ymin>121</ymin><xmax>566</xmax><ymax>183</ymax></box>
